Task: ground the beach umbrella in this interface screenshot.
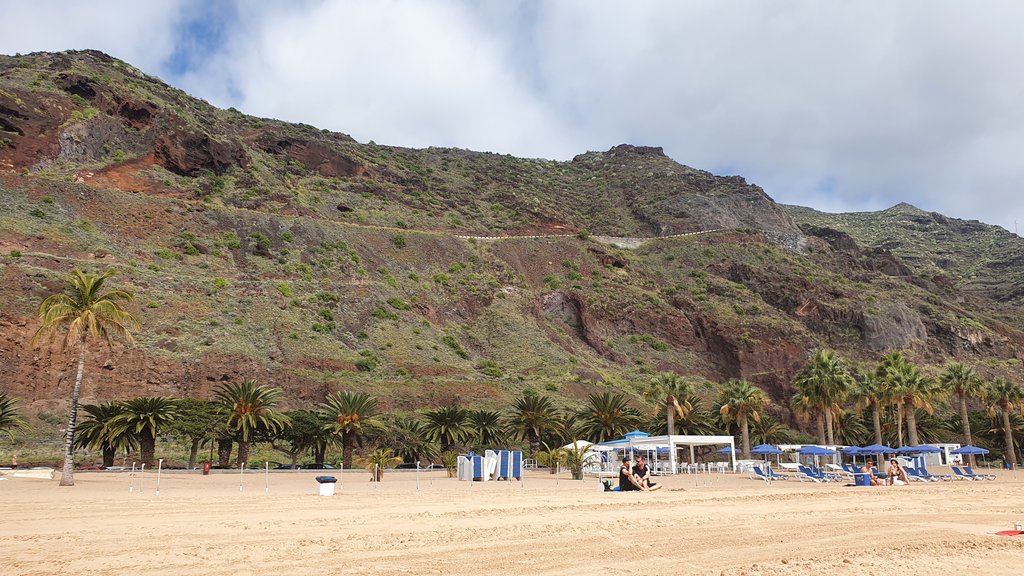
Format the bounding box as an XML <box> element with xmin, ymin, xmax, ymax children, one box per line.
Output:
<box><xmin>798</xmin><ymin>445</ymin><xmax>835</xmax><ymax>468</ymax></box>
<box><xmin>859</xmin><ymin>444</ymin><xmax>896</xmax><ymax>453</ymax></box>
<box><xmin>563</xmin><ymin>440</ymin><xmax>594</xmax><ymax>451</ymax></box>
<box><xmin>716</xmin><ymin>446</ymin><xmax>735</xmax><ymax>454</ymax></box>
<box><xmin>894</xmin><ymin>445</ymin><xmax>940</xmax><ymax>454</ymax></box>
<box><xmin>951</xmin><ymin>445</ymin><xmax>989</xmax><ymax>455</ymax></box>
<box><xmin>750</xmin><ymin>444</ymin><xmax>783</xmax><ymax>455</ymax></box>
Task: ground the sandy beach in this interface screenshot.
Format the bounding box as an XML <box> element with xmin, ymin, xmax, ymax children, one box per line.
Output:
<box><xmin>1</xmin><ymin>467</ymin><xmax>1022</xmax><ymax>575</ymax></box>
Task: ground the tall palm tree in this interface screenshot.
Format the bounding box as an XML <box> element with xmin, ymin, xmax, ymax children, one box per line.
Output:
<box><xmin>717</xmin><ymin>379</ymin><xmax>769</xmax><ymax>459</ymax></box>
<box><xmin>985</xmin><ymin>378</ymin><xmax>1024</xmax><ymax>468</ymax></box>
<box><xmin>381</xmin><ymin>415</ymin><xmax>438</xmax><ymax>464</ymax></box>
<box><xmin>422</xmin><ymin>405</ymin><xmax>471</xmax><ymax>453</ymax></box>
<box><xmin>505</xmin><ymin>394</ymin><xmax>559</xmax><ymax>455</ymax></box>
<box><xmin>33</xmin><ymin>269</ymin><xmax>139</xmax><ymax>486</ymax></box>
<box><xmin>165</xmin><ymin>398</ymin><xmax>221</xmax><ymax>469</ymax></box>
<box><xmin>886</xmin><ymin>358</ymin><xmax>940</xmax><ymax>446</ymax></box>
<box><xmin>939</xmin><ymin>363</ymin><xmax>984</xmax><ymax>463</ymax></box>
<box><xmin>278</xmin><ymin>410</ymin><xmax>336</xmax><ymax>467</ymax></box>
<box><xmin>575</xmin><ymin>392</ymin><xmax>642</xmax><ymax>443</ymax></box>
<box><xmin>468</xmin><ymin>409</ymin><xmax>504</xmax><ymax>449</ymax></box>
<box><xmin>320</xmin><ymin>390</ymin><xmax>380</xmax><ymax>469</ymax></box>
<box><xmin>214</xmin><ymin>379</ymin><xmax>290</xmax><ymax>468</ymax></box>
<box><xmin>643</xmin><ymin>373</ymin><xmax>695</xmax><ymax>436</ymax></box>
<box><xmin>850</xmin><ymin>372</ymin><xmax>892</xmax><ymax>446</ymax></box>
<box><xmin>108</xmin><ymin>397</ymin><xmax>179</xmax><ymax>467</ymax></box>
<box><xmin>0</xmin><ymin>392</ymin><xmax>26</xmax><ymax>439</ymax></box>
<box><xmin>74</xmin><ymin>402</ymin><xmax>135</xmax><ymax>468</ymax></box>
<box><xmin>792</xmin><ymin>350</ymin><xmax>852</xmax><ymax>445</ymax></box>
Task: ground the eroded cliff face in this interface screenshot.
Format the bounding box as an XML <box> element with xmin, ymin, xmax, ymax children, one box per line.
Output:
<box><xmin>1</xmin><ymin>50</ymin><xmax>1023</xmax><ymax>421</ymax></box>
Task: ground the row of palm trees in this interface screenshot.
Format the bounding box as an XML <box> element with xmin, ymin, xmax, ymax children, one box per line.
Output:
<box><xmin>785</xmin><ymin>350</ymin><xmax>1024</xmax><ymax>466</ymax></box>
<box><xmin>16</xmin><ymin>268</ymin><xmax>1024</xmax><ymax>484</ymax></box>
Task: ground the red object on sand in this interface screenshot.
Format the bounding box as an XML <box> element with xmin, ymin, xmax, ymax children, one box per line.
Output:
<box><xmin>994</xmin><ymin>530</ymin><xmax>1022</xmax><ymax>536</ymax></box>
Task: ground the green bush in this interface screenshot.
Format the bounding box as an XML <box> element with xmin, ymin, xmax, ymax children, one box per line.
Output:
<box><xmin>442</xmin><ymin>334</ymin><xmax>469</xmax><ymax>359</ymax></box>
<box><xmin>387</xmin><ymin>297</ymin><xmax>412</xmax><ymax>310</ymax></box>
<box><xmin>391</xmin><ymin>234</ymin><xmax>407</xmax><ymax>248</ymax></box>
<box><xmin>373</xmin><ymin>307</ymin><xmax>398</xmax><ymax>321</ymax></box>
<box><xmin>9</xmin><ymin>250</ymin><xmax>21</xmax><ymax>258</ymax></box>
<box><xmin>355</xmin><ymin>350</ymin><xmax>379</xmax><ymax>371</ymax></box>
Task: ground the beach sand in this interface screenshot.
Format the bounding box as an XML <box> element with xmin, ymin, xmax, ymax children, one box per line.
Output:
<box><xmin>1</xmin><ymin>467</ymin><xmax>1022</xmax><ymax>575</ymax></box>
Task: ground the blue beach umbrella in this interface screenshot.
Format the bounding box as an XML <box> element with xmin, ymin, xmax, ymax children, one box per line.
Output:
<box><xmin>951</xmin><ymin>445</ymin><xmax>989</xmax><ymax>455</ymax></box>
<box><xmin>894</xmin><ymin>445</ymin><xmax>941</xmax><ymax>454</ymax></box>
<box><xmin>798</xmin><ymin>445</ymin><xmax>835</xmax><ymax>456</ymax></box>
<box><xmin>750</xmin><ymin>444</ymin><xmax>783</xmax><ymax>455</ymax></box>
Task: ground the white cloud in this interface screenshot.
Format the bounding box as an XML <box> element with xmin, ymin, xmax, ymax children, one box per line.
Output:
<box><xmin>0</xmin><ymin>0</ymin><xmax>193</xmax><ymax>74</ymax></box>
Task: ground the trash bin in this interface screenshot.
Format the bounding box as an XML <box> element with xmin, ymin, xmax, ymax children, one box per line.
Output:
<box><xmin>315</xmin><ymin>475</ymin><xmax>337</xmax><ymax>496</ymax></box>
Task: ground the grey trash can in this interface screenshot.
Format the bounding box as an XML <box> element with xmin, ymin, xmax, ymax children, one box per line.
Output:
<box><xmin>315</xmin><ymin>475</ymin><xmax>337</xmax><ymax>496</ymax></box>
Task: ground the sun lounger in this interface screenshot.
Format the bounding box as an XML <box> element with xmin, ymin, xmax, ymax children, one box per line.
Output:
<box><xmin>964</xmin><ymin>466</ymin><xmax>996</xmax><ymax>480</ymax></box>
<box><xmin>750</xmin><ymin>466</ymin><xmax>788</xmax><ymax>481</ymax></box>
<box><xmin>950</xmin><ymin>466</ymin><xmax>978</xmax><ymax>481</ymax></box>
<box><xmin>904</xmin><ymin>467</ymin><xmax>936</xmax><ymax>482</ymax></box>
<box><xmin>917</xmin><ymin>465</ymin><xmax>951</xmax><ymax>481</ymax></box>
<box><xmin>797</xmin><ymin>465</ymin><xmax>834</xmax><ymax>482</ymax></box>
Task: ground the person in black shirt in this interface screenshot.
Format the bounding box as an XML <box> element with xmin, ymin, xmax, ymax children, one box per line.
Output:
<box><xmin>632</xmin><ymin>455</ymin><xmax>661</xmax><ymax>491</ymax></box>
<box><xmin>618</xmin><ymin>456</ymin><xmax>647</xmax><ymax>491</ymax></box>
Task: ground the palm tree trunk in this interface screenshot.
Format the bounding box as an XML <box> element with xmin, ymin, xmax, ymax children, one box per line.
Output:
<box><xmin>314</xmin><ymin>446</ymin><xmax>326</xmax><ymax>466</ymax></box>
<box><xmin>871</xmin><ymin>404</ymin><xmax>883</xmax><ymax>446</ymax></box>
<box><xmin>236</xmin><ymin>439</ymin><xmax>250</xmax><ymax>468</ymax></box>
<box><xmin>342</xmin><ymin>434</ymin><xmax>355</xmax><ymax>469</ymax></box>
<box><xmin>140</xmin><ymin>429</ymin><xmax>156</xmax><ymax>467</ymax></box>
<box><xmin>1002</xmin><ymin>407</ymin><xmax>1017</xmax><ymax>468</ymax></box>
<box><xmin>60</xmin><ymin>334</ymin><xmax>88</xmax><ymax>486</ymax></box>
<box><xmin>102</xmin><ymin>442</ymin><xmax>115</xmax><ymax>468</ymax></box>
<box><xmin>896</xmin><ymin>404</ymin><xmax>904</xmax><ymax>446</ymax></box>
<box><xmin>958</xmin><ymin>393</ymin><xmax>976</xmax><ymax>467</ymax></box>
<box><xmin>188</xmin><ymin>438</ymin><xmax>200</xmax><ymax>469</ymax></box>
<box><xmin>815</xmin><ymin>412</ymin><xmax>826</xmax><ymax>445</ymax></box>
<box><xmin>740</xmin><ymin>415</ymin><xmax>751</xmax><ymax>459</ymax></box>
<box><xmin>666</xmin><ymin>398</ymin><xmax>675</xmax><ymax>436</ymax></box>
<box><xmin>217</xmin><ymin>438</ymin><xmax>233</xmax><ymax>467</ymax></box>
<box><xmin>905</xmin><ymin>399</ymin><xmax>919</xmax><ymax>446</ymax></box>
<box><xmin>824</xmin><ymin>407</ymin><xmax>835</xmax><ymax>446</ymax></box>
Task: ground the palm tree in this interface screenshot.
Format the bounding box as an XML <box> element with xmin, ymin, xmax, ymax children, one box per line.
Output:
<box><xmin>320</xmin><ymin>390</ymin><xmax>380</xmax><ymax>469</ymax></box>
<box><xmin>939</xmin><ymin>363</ymin><xmax>984</xmax><ymax>463</ymax></box>
<box><xmin>0</xmin><ymin>392</ymin><xmax>26</xmax><ymax>439</ymax></box>
<box><xmin>422</xmin><ymin>405</ymin><xmax>471</xmax><ymax>453</ymax></box>
<box><xmin>354</xmin><ymin>448</ymin><xmax>403</xmax><ymax>481</ymax></box>
<box><xmin>575</xmin><ymin>392</ymin><xmax>642</xmax><ymax>443</ymax></box>
<box><xmin>505</xmin><ymin>394</ymin><xmax>559</xmax><ymax>455</ymax></box>
<box><xmin>74</xmin><ymin>402</ymin><xmax>135</xmax><ymax>467</ymax></box>
<box><xmin>643</xmin><ymin>373</ymin><xmax>695</xmax><ymax>436</ymax></box>
<box><xmin>850</xmin><ymin>372</ymin><xmax>892</xmax><ymax>446</ymax></box>
<box><xmin>277</xmin><ymin>410</ymin><xmax>336</xmax><ymax>467</ymax></box>
<box><xmin>33</xmin><ymin>269</ymin><xmax>139</xmax><ymax>486</ymax></box>
<box><xmin>750</xmin><ymin>415</ymin><xmax>798</xmax><ymax>446</ymax></box>
<box><xmin>885</xmin><ymin>358</ymin><xmax>940</xmax><ymax>446</ymax></box>
<box><xmin>985</xmin><ymin>378</ymin><xmax>1024</xmax><ymax>468</ymax></box>
<box><xmin>214</xmin><ymin>379</ymin><xmax>290</xmax><ymax>468</ymax></box>
<box><xmin>792</xmin><ymin>350</ymin><xmax>852</xmax><ymax>445</ymax></box>
<box><xmin>468</xmin><ymin>409</ymin><xmax>504</xmax><ymax>449</ymax></box>
<box><xmin>381</xmin><ymin>415</ymin><xmax>438</xmax><ymax>465</ymax></box>
<box><xmin>165</xmin><ymin>398</ymin><xmax>221</xmax><ymax>469</ymax></box>
<box><xmin>108</xmin><ymin>397</ymin><xmax>179</xmax><ymax>467</ymax></box>
<box><xmin>717</xmin><ymin>379</ymin><xmax>769</xmax><ymax>459</ymax></box>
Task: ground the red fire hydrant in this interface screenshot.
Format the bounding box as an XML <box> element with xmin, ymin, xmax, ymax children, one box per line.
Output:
<box><xmin>202</xmin><ymin>461</ymin><xmax>211</xmax><ymax>475</ymax></box>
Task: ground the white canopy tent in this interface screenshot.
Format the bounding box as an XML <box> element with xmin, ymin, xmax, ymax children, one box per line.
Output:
<box><xmin>599</xmin><ymin>434</ymin><xmax>737</xmax><ymax>473</ymax></box>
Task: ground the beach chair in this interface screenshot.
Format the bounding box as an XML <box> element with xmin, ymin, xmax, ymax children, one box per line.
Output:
<box><xmin>964</xmin><ymin>466</ymin><xmax>996</xmax><ymax>480</ymax></box>
<box><xmin>796</xmin><ymin>465</ymin><xmax>829</xmax><ymax>482</ymax></box>
<box><xmin>904</xmin><ymin>467</ymin><xmax>934</xmax><ymax>482</ymax></box>
<box><xmin>916</xmin><ymin>465</ymin><xmax>951</xmax><ymax>481</ymax></box>
<box><xmin>812</xmin><ymin>466</ymin><xmax>841</xmax><ymax>482</ymax></box>
<box><xmin>950</xmin><ymin>466</ymin><xmax>977</xmax><ymax>481</ymax></box>
<box><xmin>750</xmin><ymin>466</ymin><xmax>788</xmax><ymax>481</ymax></box>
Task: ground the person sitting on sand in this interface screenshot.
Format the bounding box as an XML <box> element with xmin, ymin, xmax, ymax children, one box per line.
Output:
<box><xmin>618</xmin><ymin>456</ymin><xmax>648</xmax><ymax>492</ymax></box>
<box><xmin>861</xmin><ymin>459</ymin><xmax>880</xmax><ymax>486</ymax></box>
<box><xmin>632</xmin><ymin>455</ymin><xmax>661</xmax><ymax>491</ymax></box>
<box><xmin>887</xmin><ymin>459</ymin><xmax>909</xmax><ymax>486</ymax></box>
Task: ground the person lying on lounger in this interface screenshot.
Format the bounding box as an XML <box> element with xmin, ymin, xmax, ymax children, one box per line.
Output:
<box><xmin>887</xmin><ymin>459</ymin><xmax>909</xmax><ymax>486</ymax></box>
<box><xmin>633</xmin><ymin>455</ymin><xmax>662</xmax><ymax>491</ymax></box>
<box><xmin>619</xmin><ymin>457</ymin><xmax>649</xmax><ymax>491</ymax></box>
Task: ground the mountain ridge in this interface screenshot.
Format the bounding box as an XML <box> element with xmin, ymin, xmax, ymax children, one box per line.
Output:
<box><xmin>1</xmin><ymin>50</ymin><xmax>1022</xmax><ymax>427</ymax></box>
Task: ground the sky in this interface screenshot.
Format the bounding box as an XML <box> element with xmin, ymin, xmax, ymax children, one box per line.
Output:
<box><xmin>3</xmin><ymin>0</ymin><xmax>1024</xmax><ymax>233</ymax></box>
